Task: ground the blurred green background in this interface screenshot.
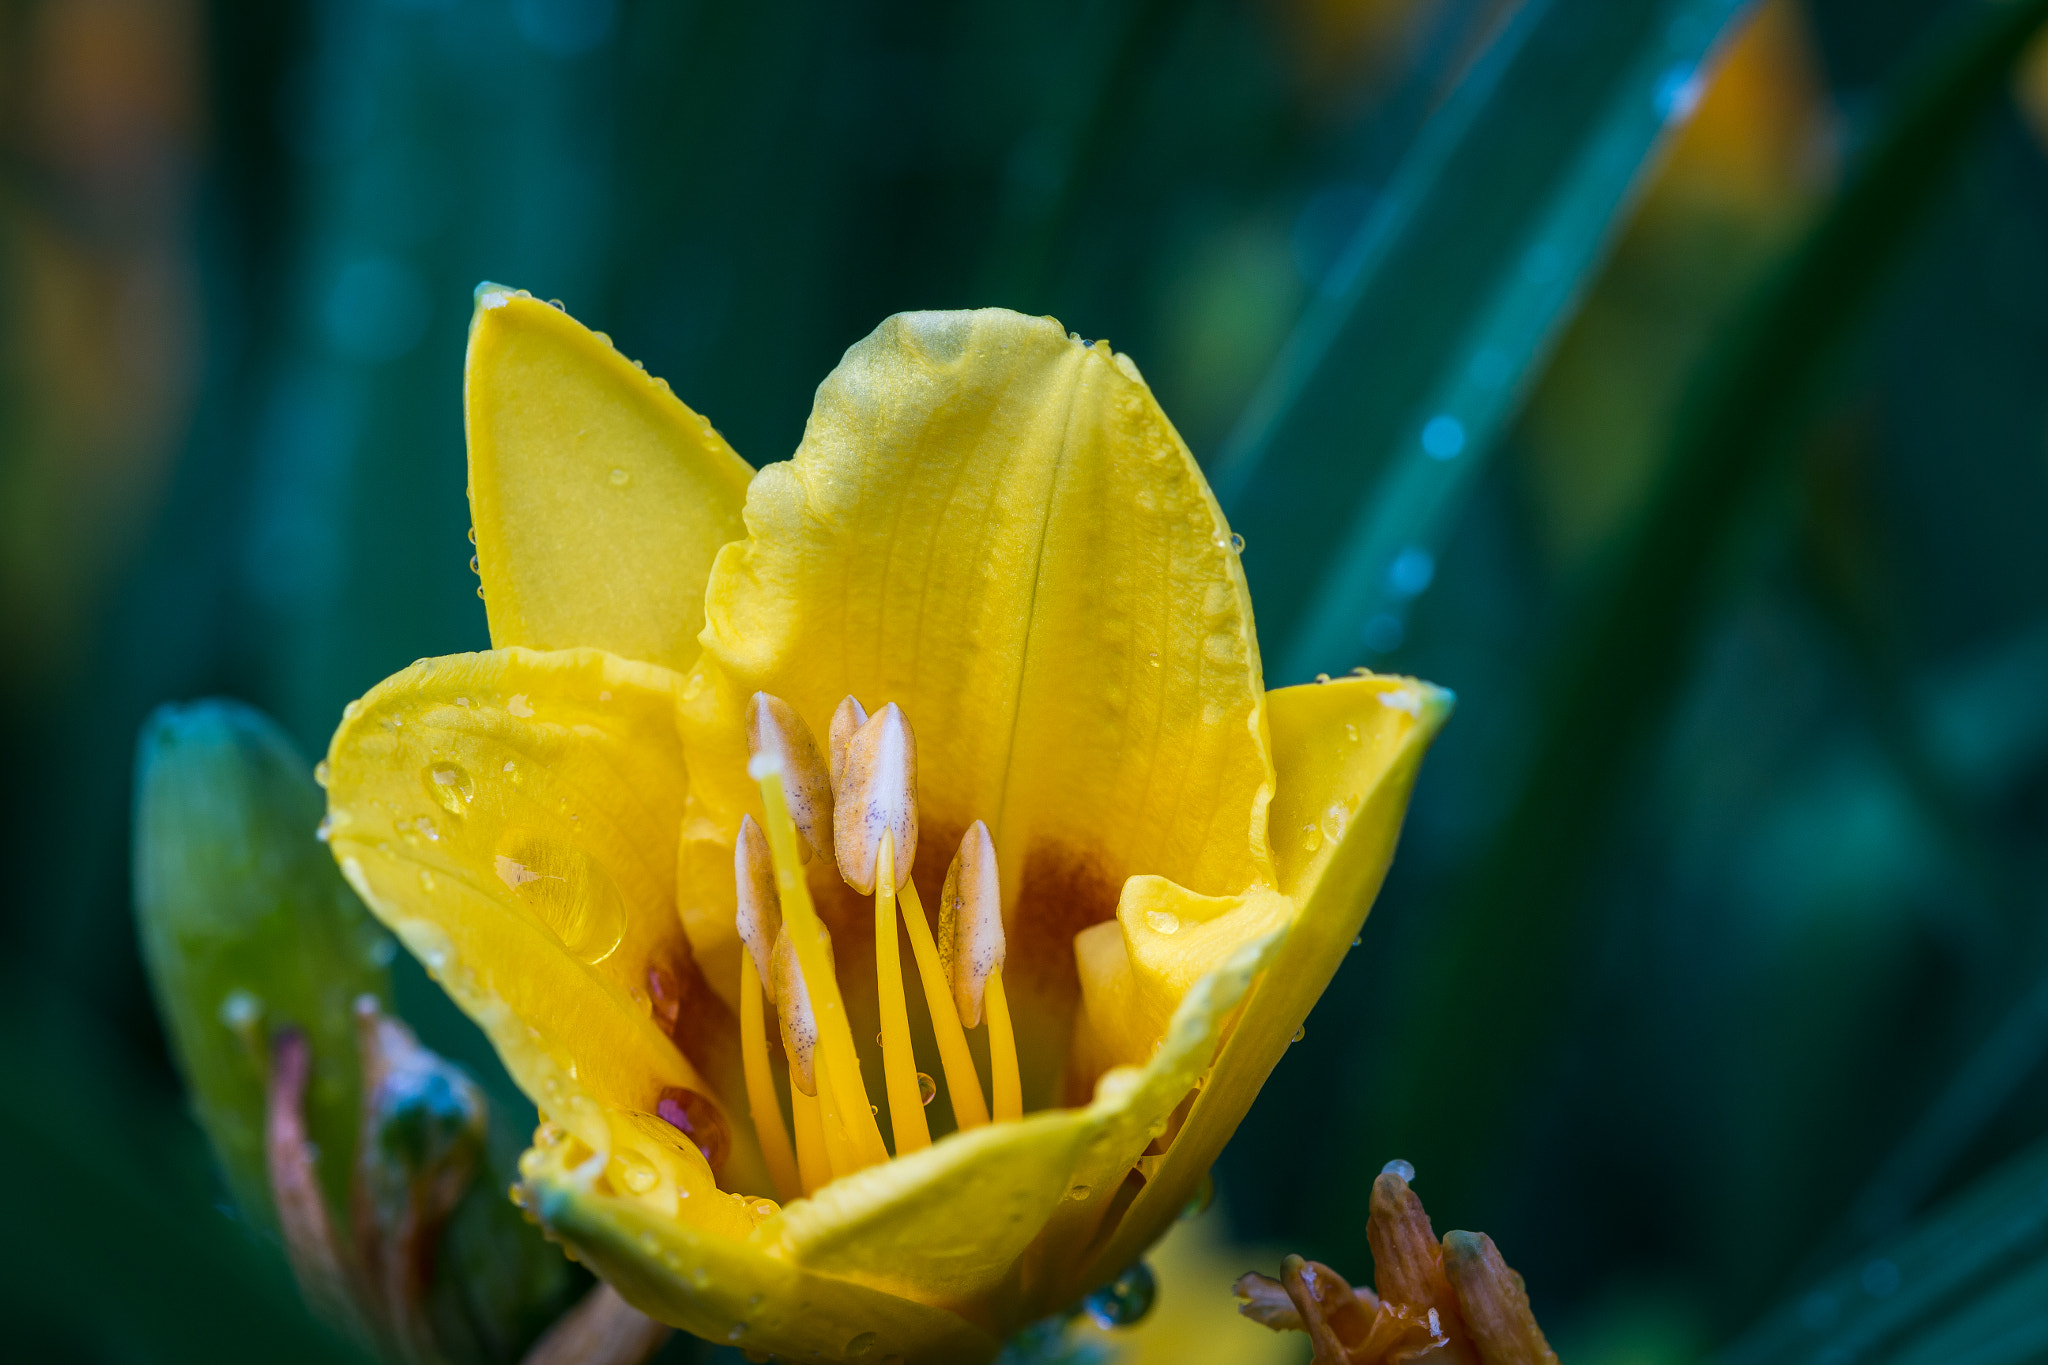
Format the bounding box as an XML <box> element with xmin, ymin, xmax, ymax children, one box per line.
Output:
<box><xmin>7</xmin><ymin>0</ymin><xmax>2048</xmax><ymax>1360</ymax></box>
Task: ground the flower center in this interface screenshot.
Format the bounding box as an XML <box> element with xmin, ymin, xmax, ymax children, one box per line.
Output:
<box><xmin>727</xmin><ymin>692</ymin><xmax>1023</xmax><ymax>1199</ymax></box>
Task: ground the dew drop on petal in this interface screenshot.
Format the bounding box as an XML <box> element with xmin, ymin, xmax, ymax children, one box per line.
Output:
<box><xmin>425</xmin><ymin>763</ymin><xmax>475</xmax><ymax>817</ymax></box>
<box><xmin>1083</xmin><ymin>1261</ymin><xmax>1157</xmax><ymax>1329</ymax></box>
<box><xmin>1291</xmin><ymin>1025</ymin><xmax>1305</xmax><ymax>1043</ymax></box>
<box><xmin>917</xmin><ymin>1072</ymin><xmax>937</xmax><ymax>1106</ymax></box>
<box><xmin>1345</xmin><ymin>722</ymin><xmax>1359</xmax><ymax>742</ymax></box>
<box><xmin>1144</xmin><ymin>910</ymin><xmax>1180</xmax><ymax>936</ymax></box>
<box><xmin>507</xmin><ymin>693</ymin><xmax>535</xmax><ymax>718</ymax></box>
<box><xmin>1321</xmin><ymin>802</ymin><xmax>1348</xmax><ymax>841</ymax></box>
<box><xmin>313</xmin><ymin>761</ymin><xmax>330</xmax><ymax>788</ymax></box>
<box><xmin>1301</xmin><ymin>823</ymin><xmax>1323</xmax><ymax>853</ymax></box>
<box><xmin>610</xmin><ymin>468</ymin><xmax>630</xmax><ymax>486</ymax></box>
<box><xmin>657</xmin><ymin>1087</ymin><xmax>730</xmax><ymax>1174</ymax></box>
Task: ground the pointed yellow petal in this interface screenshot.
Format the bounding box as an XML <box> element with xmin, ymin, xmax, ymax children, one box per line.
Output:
<box><xmin>1067</xmin><ymin>674</ymin><xmax>1452</xmax><ymax>1302</ymax></box>
<box><xmin>322</xmin><ymin>647</ymin><xmax>769</xmax><ymax>1197</ymax></box>
<box><xmin>521</xmin><ymin>1137</ymin><xmax>1000</xmax><ymax>1364</ymax></box>
<box><xmin>679</xmin><ymin>309</ymin><xmax>1273</xmax><ymax>1093</ymax></box>
<box><xmin>466</xmin><ymin>286</ymin><xmax>753</xmax><ymax>672</ymax></box>
<box><xmin>749</xmin><ymin>920</ymin><xmax>1283</xmax><ymax>1319</ymax></box>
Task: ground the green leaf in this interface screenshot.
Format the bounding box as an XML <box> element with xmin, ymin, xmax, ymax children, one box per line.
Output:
<box><xmin>1211</xmin><ymin>0</ymin><xmax>1755</xmax><ymax>681</ymax></box>
<box><xmin>132</xmin><ymin>699</ymin><xmax>396</xmax><ymax>1233</ymax></box>
<box><xmin>1718</xmin><ymin>1134</ymin><xmax>2048</xmax><ymax>1365</ymax></box>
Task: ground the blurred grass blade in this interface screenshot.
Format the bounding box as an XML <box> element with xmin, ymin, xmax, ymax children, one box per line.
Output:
<box><xmin>133</xmin><ymin>699</ymin><xmax>395</xmax><ymax>1233</ymax></box>
<box><xmin>1376</xmin><ymin>0</ymin><xmax>2048</xmax><ymax>1192</ymax></box>
<box><xmin>1717</xmin><ymin>1134</ymin><xmax>2048</xmax><ymax>1365</ymax></box>
<box><xmin>1211</xmin><ymin>0</ymin><xmax>1754</xmax><ymax>682</ymax></box>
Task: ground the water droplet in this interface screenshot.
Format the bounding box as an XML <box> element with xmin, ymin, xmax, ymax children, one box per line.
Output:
<box><xmin>1320</xmin><ymin>802</ymin><xmax>1348</xmax><ymax>841</ymax></box>
<box><xmin>1228</xmin><ymin>532</ymin><xmax>1245</xmax><ymax>553</ymax></box>
<box><xmin>1301</xmin><ymin>823</ymin><xmax>1323</xmax><ymax>853</ymax></box>
<box><xmin>846</xmin><ymin>1331</ymin><xmax>878</xmax><ymax>1357</ymax></box>
<box><xmin>1351</xmin><ymin>936</ymin><xmax>1361</xmax><ymax>948</ymax></box>
<box><xmin>343</xmin><ymin>700</ymin><xmax>362</xmax><ymax>721</ymax></box>
<box><xmin>218</xmin><ymin>988</ymin><xmax>262</xmax><ymax>1031</ymax></box>
<box><xmin>493</xmin><ymin>830</ymin><xmax>626</xmax><ymax>962</ymax></box>
<box><xmin>502</xmin><ymin>760</ymin><xmax>515</xmax><ymax>773</ymax></box>
<box><xmin>418</xmin><ymin>869</ymin><xmax>437</xmax><ymax>891</ymax></box>
<box><xmin>477</xmin><ymin>586</ymin><xmax>486</xmax><ymax>599</ymax></box>
<box><xmin>313</xmin><ymin>761</ymin><xmax>330</xmax><ymax>788</ymax></box>
<box><xmin>609</xmin><ymin>467</ymin><xmax>630</xmax><ymax>486</ymax></box>
<box><xmin>1381</xmin><ymin>1158</ymin><xmax>1416</xmax><ymax>1182</ymax></box>
<box><xmin>424</xmin><ymin>763</ymin><xmax>475</xmax><ymax>817</ymax></box>
<box><xmin>469</xmin><ymin>555</ymin><xmax>480</xmax><ymax>574</ymax></box>
<box><xmin>657</xmin><ymin>1087</ymin><xmax>731</xmax><ymax>1174</ymax></box>
<box><xmin>315</xmin><ymin>814</ymin><xmax>335</xmax><ymax>843</ymax></box>
<box><xmin>467</xmin><ymin>526</ymin><xmax>477</xmax><ymax>544</ymax></box>
<box><xmin>1345</xmin><ymin>722</ymin><xmax>1359</xmax><ymax>742</ymax></box>
<box><xmin>1144</xmin><ymin>910</ymin><xmax>1180</xmax><ymax>936</ymax></box>
<box><xmin>1314</xmin><ymin>672</ymin><xmax>1331</xmax><ymax>684</ymax></box>
<box><xmin>1180</xmin><ymin>1170</ymin><xmax>1215</xmax><ymax>1220</ymax></box>
<box><xmin>507</xmin><ymin>693</ymin><xmax>534</xmax><ymax>718</ymax></box>
<box><xmin>621</xmin><ymin>1161</ymin><xmax>658</xmax><ymax>1195</ymax></box>
<box><xmin>1083</xmin><ymin>1261</ymin><xmax>1157</xmax><ymax>1329</ymax></box>
<box><xmin>917</xmin><ymin>1072</ymin><xmax>937</xmax><ymax>1106</ymax></box>
<box><xmin>547</xmin><ymin>298</ymin><xmax>566</xmax><ymax>310</ymax></box>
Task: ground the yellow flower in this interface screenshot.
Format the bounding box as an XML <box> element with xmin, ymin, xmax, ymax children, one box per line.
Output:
<box><xmin>321</xmin><ymin>286</ymin><xmax>1450</xmax><ymax>1363</ymax></box>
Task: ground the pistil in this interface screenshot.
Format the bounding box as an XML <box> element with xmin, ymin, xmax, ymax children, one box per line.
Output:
<box><xmin>752</xmin><ymin>752</ymin><xmax>888</xmax><ymax>1170</ymax></box>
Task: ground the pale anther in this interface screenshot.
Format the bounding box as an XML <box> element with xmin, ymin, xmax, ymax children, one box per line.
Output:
<box><xmin>771</xmin><ymin>926</ymin><xmax>827</xmax><ymax>1097</ymax></box>
<box><xmin>828</xmin><ymin>695</ymin><xmax>868</xmax><ymax>793</ymax></box>
<box><xmin>833</xmin><ymin>702</ymin><xmax>917</xmax><ymax>895</ymax></box>
<box><xmin>746</xmin><ymin>692</ymin><xmax>833</xmax><ymax>864</ymax></box>
<box><xmin>938</xmin><ymin>820</ymin><xmax>1005</xmax><ymax>1027</ymax></box>
<box><xmin>734</xmin><ymin>813</ymin><xmax>781</xmax><ymax>1005</ymax></box>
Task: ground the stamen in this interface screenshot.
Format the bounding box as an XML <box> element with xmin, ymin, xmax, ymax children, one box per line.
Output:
<box><xmin>790</xmin><ymin>1081</ymin><xmax>831</xmax><ymax>1195</ymax></box>
<box><xmin>747</xmin><ymin>692</ymin><xmax>833</xmax><ymax>864</ymax></box>
<box><xmin>753</xmin><ymin>758</ymin><xmax>888</xmax><ymax>1169</ymax></box>
<box><xmin>828</xmin><ymin>695</ymin><xmax>868</xmax><ymax>792</ymax></box>
<box><xmin>898</xmin><ymin>876</ymin><xmax>989</xmax><ymax>1131</ymax></box>
<box><xmin>937</xmin><ymin>821</ymin><xmax>1004</xmax><ymax>1027</ymax></box>
<box><xmin>833</xmin><ymin>703</ymin><xmax>917</xmax><ymax>896</ymax></box>
<box><xmin>873</xmin><ymin>832</ymin><xmax>931</xmax><ymax>1155</ymax></box>
<box><xmin>985</xmin><ymin>967</ymin><xmax>1023</xmax><ymax>1122</ymax></box>
<box><xmin>737</xmin><ymin>951</ymin><xmax>799</xmax><ymax>1200</ymax></box>
<box><xmin>735</xmin><ymin>814</ymin><xmax>781</xmax><ymax>1001</ymax></box>
<box><xmin>770</xmin><ymin>927</ymin><xmax>821</xmax><ymax>1097</ymax></box>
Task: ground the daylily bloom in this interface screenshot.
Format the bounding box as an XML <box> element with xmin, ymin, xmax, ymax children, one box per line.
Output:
<box><xmin>320</xmin><ymin>286</ymin><xmax>1451</xmax><ymax>1363</ymax></box>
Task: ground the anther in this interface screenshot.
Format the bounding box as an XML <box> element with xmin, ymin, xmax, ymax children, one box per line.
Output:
<box><xmin>833</xmin><ymin>703</ymin><xmax>917</xmax><ymax>894</ymax></box>
<box><xmin>734</xmin><ymin>814</ymin><xmax>781</xmax><ymax>1003</ymax></box>
<box><xmin>746</xmin><ymin>693</ymin><xmax>833</xmax><ymax>864</ymax></box>
<box><xmin>828</xmin><ymin>695</ymin><xmax>868</xmax><ymax>793</ymax></box>
<box><xmin>772</xmin><ymin>927</ymin><xmax>826</xmax><ymax>1097</ymax></box>
<box><xmin>938</xmin><ymin>821</ymin><xmax>1005</xmax><ymax>1028</ymax></box>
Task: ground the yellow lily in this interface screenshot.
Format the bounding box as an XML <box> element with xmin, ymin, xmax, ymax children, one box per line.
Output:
<box><xmin>321</xmin><ymin>285</ymin><xmax>1451</xmax><ymax>1363</ymax></box>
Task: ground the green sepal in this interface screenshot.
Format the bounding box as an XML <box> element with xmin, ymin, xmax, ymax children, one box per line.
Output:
<box><xmin>133</xmin><ymin>699</ymin><xmax>396</xmax><ymax>1233</ymax></box>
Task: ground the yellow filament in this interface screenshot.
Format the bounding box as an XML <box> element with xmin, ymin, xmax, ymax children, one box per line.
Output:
<box><xmin>985</xmin><ymin>967</ymin><xmax>1023</xmax><ymax>1122</ymax></box>
<box><xmin>898</xmin><ymin>878</ymin><xmax>990</xmax><ymax>1130</ymax></box>
<box><xmin>755</xmin><ymin>769</ymin><xmax>889</xmax><ymax>1169</ymax></box>
<box><xmin>813</xmin><ymin>1048</ymin><xmax>864</xmax><ymax>1179</ymax></box>
<box><xmin>738</xmin><ymin>954</ymin><xmax>800</xmax><ymax>1201</ymax></box>
<box><xmin>790</xmin><ymin>1082</ymin><xmax>831</xmax><ymax>1195</ymax></box>
<box><xmin>874</xmin><ymin>834</ymin><xmax>930</xmax><ymax>1154</ymax></box>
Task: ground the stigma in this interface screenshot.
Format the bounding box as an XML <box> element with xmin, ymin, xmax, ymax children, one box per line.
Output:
<box><xmin>733</xmin><ymin>691</ymin><xmax>1020</xmax><ymax>1199</ymax></box>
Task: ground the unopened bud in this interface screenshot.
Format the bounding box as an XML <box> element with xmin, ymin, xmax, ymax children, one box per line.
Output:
<box><xmin>771</xmin><ymin>926</ymin><xmax>830</xmax><ymax>1097</ymax></box>
<box><xmin>833</xmin><ymin>703</ymin><xmax>917</xmax><ymax>895</ymax></box>
<box><xmin>937</xmin><ymin>821</ymin><xmax>1004</xmax><ymax>1027</ymax></box>
<box><xmin>828</xmin><ymin>695</ymin><xmax>868</xmax><ymax>793</ymax></box>
<box><xmin>734</xmin><ymin>814</ymin><xmax>781</xmax><ymax>1003</ymax></box>
<box><xmin>746</xmin><ymin>693</ymin><xmax>832</xmax><ymax>864</ymax></box>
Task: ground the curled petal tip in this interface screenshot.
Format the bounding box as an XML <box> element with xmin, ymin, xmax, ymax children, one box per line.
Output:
<box><xmin>938</xmin><ymin>820</ymin><xmax>1003</xmax><ymax>1027</ymax></box>
<box><xmin>746</xmin><ymin>692</ymin><xmax>833</xmax><ymax>864</ymax></box>
<box><xmin>833</xmin><ymin>702</ymin><xmax>917</xmax><ymax>894</ymax></box>
<box><xmin>734</xmin><ymin>813</ymin><xmax>781</xmax><ymax>1004</ymax></box>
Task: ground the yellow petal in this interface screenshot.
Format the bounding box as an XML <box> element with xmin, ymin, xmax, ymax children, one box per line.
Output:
<box><xmin>522</xmin><ymin>1133</ymin><xmax>1000</xmax><ymax>1364</ymax></box>
<box><xmin>679</xmin><ymin>309</ymin><xmax>1274</xmax><ymax>1092</ymax></box>
<box><xmin>747</xmin><ymin>920</ymin><xmax>1284</xmax><ymax>1323</ymax></box>
<box><xmin>323</xmin><ymin>647</ymin><xmax>769</xmax><ymax>1199</ymax></box>
<box><xmin>1066</xmin><ymin>674</ymin><xmax>1452</xmax><ymax>1303</ymax></box>
<box><xmin>466</xmin><ymin>285</ymin><xmax>753</xmax><ymax>672</ymax></box>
